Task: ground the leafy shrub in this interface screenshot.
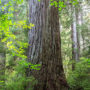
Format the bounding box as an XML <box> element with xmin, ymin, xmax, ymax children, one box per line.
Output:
<box><xmin>67</xmin><ymin>57</ymin><xmax>90</xmax><ymax>90</ymax></box>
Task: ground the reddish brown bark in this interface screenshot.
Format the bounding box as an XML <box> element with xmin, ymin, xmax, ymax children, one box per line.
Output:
<box><xmin>27</xmin><ymin>0</ymin><xmax>68</xmax><ymax>90</ymax></box>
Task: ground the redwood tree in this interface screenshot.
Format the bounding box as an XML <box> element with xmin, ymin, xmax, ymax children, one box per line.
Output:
<box><xmin>27</xmin><ymin>0</ymin><xmax>68</xmax><ymax>90</ymax></box>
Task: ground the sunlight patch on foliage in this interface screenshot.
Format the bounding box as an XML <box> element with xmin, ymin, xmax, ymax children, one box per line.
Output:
<box><xmin>0</xmin><ymin>0</ymin><xmax>40</xmax><ymax>89</ymax></box>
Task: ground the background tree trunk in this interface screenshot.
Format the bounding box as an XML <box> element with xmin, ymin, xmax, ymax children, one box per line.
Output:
<box><xmin>71</xmin><ymin>5</ymin><xmax>79</xmax><ymax>63</ymax></box>
<box><xmin>76</xmin><ymin>3</ymin><xmax>83</xmax><ymax>58</ymax></box>
<box><xmin>27</xmin><ymin>0</ymin><xmax>68</xmax><ymax>90</ymax></box>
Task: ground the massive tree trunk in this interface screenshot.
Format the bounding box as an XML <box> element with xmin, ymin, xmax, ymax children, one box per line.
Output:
<box><xmin>27</xmin><ymin>0</ymin><xmax>68</xmax><ymax>90</ymax></box>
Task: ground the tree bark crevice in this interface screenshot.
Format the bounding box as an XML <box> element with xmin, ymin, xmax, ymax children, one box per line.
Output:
<box><xmin>27</xmin><ymin>0</ymin><xmax>68</xmax><ymax>90</ymax></box>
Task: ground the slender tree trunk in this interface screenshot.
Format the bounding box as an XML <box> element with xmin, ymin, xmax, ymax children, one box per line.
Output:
<box><xmin>27</xmin><ymin>0</ymin><xmax>68</xmax><ymax>90</ymax></box>
<box><xmin>71</xmin><ymin>5</ymin><xmax>79</xmax><ymax>70</ymax></box>
<box><xmin>71</xmin><ymin>5</ymin><xmax>79</xmax><ymax>62</ymax></box>
<box><xmin>76</xmin><ymin>3</ymin><xmax>83</xmax><ymax>58</ymax></box>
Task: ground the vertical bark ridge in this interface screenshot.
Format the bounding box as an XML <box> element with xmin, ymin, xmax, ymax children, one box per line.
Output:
<box><xmin>27</xmin><ymin>0</ymin><xmax>68</xmax><ymax>90</ymax></box>
<box><xmin>28</xmin><ymin>0</ymin><xmax>43</xmax><ymax>64</ymax></box>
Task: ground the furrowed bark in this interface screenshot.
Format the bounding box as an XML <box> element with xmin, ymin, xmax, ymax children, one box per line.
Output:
<box><xmin>27</xmin><ymin>0</ymin><xmax>68</xmax><ymax>90</ymax></box>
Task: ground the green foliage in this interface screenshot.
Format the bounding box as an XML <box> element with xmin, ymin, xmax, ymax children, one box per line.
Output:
<box><xmin>38</xmin><ymin>0</ymin><xmax>40</xmax><ymax>2</ymax></box>
<box><xmin>0</xmin><ymin>0</ymin><xmax>40</xmax><ymax>89</ymax></box>
<box><xmin>60</xmin><ymin>2</ymin><xmax>90</xmax><ymax>89</ymax></box>
<box><xmin>37</xmin><ymin>0</ymin><xmax>78</xmax><ymax>11</ymax></box>
<box><xmin>5</xmin><ymin>74</ymin><xmax>37</xmax><ymax>90</ymax></box>
<box><xmin>67</xmin><ymin>57</ymin><xmax>90</xmax><ymax>90</ymax></box>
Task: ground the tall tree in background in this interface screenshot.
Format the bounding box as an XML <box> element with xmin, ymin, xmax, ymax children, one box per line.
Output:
<box><xmin>71</xmin><ymin>4</ymin><xmax>79</xmax><ymax>69</ymax></box>
<box><xmin>27</xmin><ymin>0</ymin><xmax>68</xmax><ymax>90</ymax></box>
<box><xmin>76</xmin><ymin>2</ymin><xmax>83</xmax><ymax>58</ymax></box>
